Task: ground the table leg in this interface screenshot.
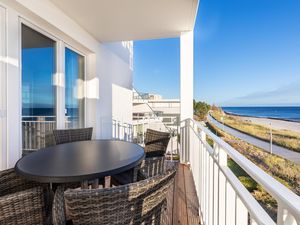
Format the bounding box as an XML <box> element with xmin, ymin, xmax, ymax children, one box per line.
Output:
<box><xmin>104</xmin><ymin>176</ymin><xmax>111</xmax><ymax>188</ymax></box>
<box><xmin>81</xmin><ymin>180</ymin><xmax>89</xmax><ymax>189</ymax></box>
<box><xmin>91</xmin><ymin>178</ymin><xmax>99</xmax><ymax>189</ymax></box>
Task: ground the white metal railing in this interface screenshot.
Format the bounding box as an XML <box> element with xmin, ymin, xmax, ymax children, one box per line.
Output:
<box><xmin>112</xmin><ymin>118</ymin><xmax>179</xmax><ymax>157</ymax></box>
<box><xmin>22</xmin><ymin>116</ymin><xmax>56</xmax><ymax>151</ymax></box>
<box><xmin>112</xmin><ymin>119</ymin><xmax>133</xmax><ymax>142</ymax></box>
<box><xmin>22</xmin><ymin>116</ymin><xmax>75</xmax><ymax>152</ymax></box>
<box><xmin>180</xmin><ymin>118</ymin><xmax>300</xmax><ymax>225</ymax></box>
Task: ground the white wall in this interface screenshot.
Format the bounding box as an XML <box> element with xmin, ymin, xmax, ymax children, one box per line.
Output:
<box><xmin>0</xmin><ymin>0</ymin><xmax>133</xmax><ymax>169</ymax></box>
<box><xmin>112</xmin><ymin>84</ymin><xmax>133</xmax><ymax>124</ymax></box>
<box><xmin>97</xmin><ymin>43</ymin><xmax>133</xmax><ymax>139</ymax></box>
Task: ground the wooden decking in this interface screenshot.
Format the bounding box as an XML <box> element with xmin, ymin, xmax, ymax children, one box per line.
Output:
<box><xmin>167</xmin><ymin>163</ymin><xmax>201</xmax><ymax>225</ymax></box>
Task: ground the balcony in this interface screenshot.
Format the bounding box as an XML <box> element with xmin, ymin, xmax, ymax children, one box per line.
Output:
<box><xmin>1</xmin><ymin>1</ymin><xmax>299</xmax><ymax>224</ymax></box>
<box><xmin>14</xmin><ymin>117</ymin><xmax>300</xmax><ymax>225</ymax></box>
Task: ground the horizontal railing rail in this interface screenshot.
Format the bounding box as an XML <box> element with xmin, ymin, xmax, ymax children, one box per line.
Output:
<box><xmin>180</xmin><ymin>118</ymin><xmax>300</xmax><ymax>225</ymax></box>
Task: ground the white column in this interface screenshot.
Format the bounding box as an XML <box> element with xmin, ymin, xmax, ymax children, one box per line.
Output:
<box><xmin>0</xmin><ymin>5</ymin><xmax>7</xmax><ymax>170</ymax></box>
<box><xmin>180</xmin><ymin>31</ymin><xmax>194</xmax><ymax>121</ymax></box>
<box><xmin>6</xmin><ymin>8</ymin><xmax>22</xmax><ymax>168</ymax></box>
<box><xmin>85</xmin><ymin>53</ymin><xmax>98</xmax><ymax>138</ymax></box>
<box><xmin>55</xmin><ymin>41</ymin><xmax>65</xmax><ymax>129</ymax></box>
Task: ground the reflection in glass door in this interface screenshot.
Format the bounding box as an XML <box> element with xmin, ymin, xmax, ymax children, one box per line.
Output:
<box><xmin>65</xmin><ymin>48</ymin><xmax>85</xmax><ymax>129</ymax></box>
<box><xmin>21</xmin><ymin>24</ymin><xmax>56</xmax><ymax>155</ymax></box>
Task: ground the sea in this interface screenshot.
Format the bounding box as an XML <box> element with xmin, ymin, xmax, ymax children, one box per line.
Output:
<box><xmin>222</xmin><ymin>107</ymin><xmax>300</xmax><ymax>123</ymax></box>
<box><xmin>22</xmin><ymin>107</ymin><xmax>78</xmax><ymax>121</ymax></box>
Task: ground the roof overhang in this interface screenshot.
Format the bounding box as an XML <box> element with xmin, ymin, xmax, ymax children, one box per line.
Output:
<box><xmin>49</xmin><ymin>0</ymin><xmax>199</xmax><ymax>42</ymax></box>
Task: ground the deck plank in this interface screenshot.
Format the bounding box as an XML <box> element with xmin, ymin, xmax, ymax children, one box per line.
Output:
<box><xmin>167</xmin><ymin>163</ymin><xmax>201</xmax><ymax>225</ymax></box>
<box><xmin>184</xmin><ymin>165</ymin><xmax>201</xmax><ymax>225</ymax></box>
<box><xmin>174</xmin><ymin>163</ymin><xmax>189</xmax><ymax>225</ymax></box>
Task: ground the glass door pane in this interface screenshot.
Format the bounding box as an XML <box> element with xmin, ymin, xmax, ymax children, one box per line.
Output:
<box><xmin>65</xmin><ymin>48</ymin><xmax>85</xmax><ymax>129</ymax></box>
<box><xmin>22</xmin><ymin>24</ymin><xmax>56</xmax><ymax>155</ymax></box>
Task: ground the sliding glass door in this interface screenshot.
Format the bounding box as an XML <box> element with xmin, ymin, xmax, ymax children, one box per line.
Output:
<box><xmin>21</xmin><ymin>24</ymin><xmax>86</xmax><ymax>155</ymax></box>
<box><xmin>65</xmin><ymin>48</ymin><xmax>85</xmax><ymax>129</ymax></box>
<box><xmin>21</xmin><ymin>24</ymin><xmax>56</xmax><ymax>154</ymax></box>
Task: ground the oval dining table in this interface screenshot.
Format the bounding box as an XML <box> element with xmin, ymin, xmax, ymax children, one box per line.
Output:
<box><xmin>15</xmin><ymin>140</ymin><xmax>145</xmax><ymax>188</ymax></box>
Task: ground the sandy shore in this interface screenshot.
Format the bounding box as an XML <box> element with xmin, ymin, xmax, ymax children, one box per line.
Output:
<box><xmin>235</xmin><ymin>115</ymin><xmax>300</xmax><ymax>133</ymax></box>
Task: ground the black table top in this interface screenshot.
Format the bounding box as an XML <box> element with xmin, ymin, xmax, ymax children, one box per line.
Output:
<box><xmin>15</xmin><ymin>140</ymin><xmax>145</xmax><ymax>183</ymax></box>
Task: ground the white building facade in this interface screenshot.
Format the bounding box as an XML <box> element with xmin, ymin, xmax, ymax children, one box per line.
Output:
<box><xmin>133</xmin><ymin>91</ymin><xmax>180</xmax><ymax>130</ymax></box>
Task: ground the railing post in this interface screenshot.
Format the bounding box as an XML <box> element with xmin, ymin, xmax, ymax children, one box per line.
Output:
<box><xmin>208</xmin><ymin>147</ymin><xmax>214</xmax><ymax>225</ymax></box>
<box><xmin>171</xmin><ymin>132</ymin><xmax>173</xmax><ymax>161</ymax></box>
<box><xmin>236</xmin><ymin>196</ymin><xmax>248</xmax><ymax>225</ymax></box>
<box><xmin>180</xmin><ymin>120</ymin><xmax>187</xmax><ymax>164</ymax></box>
<box><xmin>180</xmin><ymin>124</ymin><xmax>184</xmax><ymax>163</ymax></box>
<box><xmin>226</xmin><ymin>181</ymin><xmax>236</xmax><ymax>225</ymax></box>
<box><xmin>217</xmin><ymin>143</ymin><xmax>227</xmax><ymax>225</ymax></box>
<box><xmin>213</xmin><ymin>143</ymin><xmax>219</xmax><ymax>225</ymax></box>
<box><xmin>250</xmin><ymin>219</ymin><xmax>258</xmax><ymax>225</ymax></box>
<box><xmin>277</xmin><ymin>204</ymin><xmax>297</xmax><ymax>225</ymax></box>
<box><xmin>117</xmin><ymin>121</ymin><xmax>120</xmax><ymax>139</ymax></box>
<box><xmin>186</xmin><ymin>119</ymin><xmax>190</xmax><ymax>164</ymax></box>
<box><xmin>180</xmin><ymin>120</ymin><xmax>190</xmax><ymax>163</ymax></box>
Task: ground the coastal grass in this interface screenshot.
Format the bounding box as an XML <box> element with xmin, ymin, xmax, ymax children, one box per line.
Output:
<box><xmin>206</xmin><ymin>122</ymin><xmax>300</xmax><ymax>220</ymax></box>
<box><xmin>211</xmin><ymin>110</ymin><xmax>300</xmax><ymax>153</ymax></box>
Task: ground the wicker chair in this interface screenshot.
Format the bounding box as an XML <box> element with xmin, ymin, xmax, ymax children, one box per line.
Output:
<box><xmin>45</xmin><ymin>132</ymin><xmax>56</xmax><ymax>147</ymax></box>
<box><xmin>112</xmin><ymin>156</ymin><xmax>166</xmax><ymax>185</ymax></box>
<box><xmin>111</xmin><ymin>163</ymin><xmax>142</xmax><ymax>185</ymax></box>
<box><xmin>112</xmin><ymin>128</ymin><xmax>170</xmax><ymax>185</ymax></box>
<box><xmin>52</xmin><ymin>169</ymin><xmax>176</xmax><ymax>225</ymax></box>
<box><xmin>144</xmin><ymin>129</ymin><xmax>170</xmax><ymax>158</ymax></box>
<box><xmin>0</xmin><ymin>168</ymin><xmax>51</xmax><ymax>225</ymax></box>
<box><xmin>53</xmin><ymin>127</ymin><xmax>93</xmax><ymax>145</ymax></box>
<box><xmin>138</xmin><ymin>156</ymin><xmax>165</xmax><ymax>180</ymax></box>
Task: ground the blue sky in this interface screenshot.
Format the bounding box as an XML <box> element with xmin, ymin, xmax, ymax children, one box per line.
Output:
<box><xmin>133</xmin><ymin>0</ymin><xmax>300</xmax><ymax>106</ymax></box>
<box><xmin>22</xmin><ymin>47</ymin><xmax>81</xmax><ymax>110</ymax></box>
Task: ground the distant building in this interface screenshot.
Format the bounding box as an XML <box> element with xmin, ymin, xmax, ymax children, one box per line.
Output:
<box><xmin>132</xmin><ymin>90</ymin><xmax>179</xmax><ymax>151</ymax></box>
<box><xmin>133</xmin><ymin>90</ymin><xmax>180</xmax><ymax>131</ymax></box>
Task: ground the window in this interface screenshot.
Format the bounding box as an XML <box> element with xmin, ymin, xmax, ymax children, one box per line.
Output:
<box><xmin>21</xmin><ymin>24</ymin><xmax>56</xmax><ymax>154</ymax></box>
<box><xmin>65</xmin><ymin>48</ymin><xmax>85</xmax><ymax>128</ymax></box>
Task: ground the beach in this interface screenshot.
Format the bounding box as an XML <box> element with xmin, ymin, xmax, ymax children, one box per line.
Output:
<box><xmin>236</xmin><ymin>115</ymin><xmax>300</xmax><ymax>133</ymax></box>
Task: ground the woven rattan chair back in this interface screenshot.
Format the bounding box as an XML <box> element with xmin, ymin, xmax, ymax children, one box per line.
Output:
<box><xmin>0</xmin><ymin>168</ymin><xmax>40</xmax><ymax>197</ymax></box>
<box><xmin>53</xmin><ymin>127</ymin><xmax>93</xmax><ymax>145</ymax></box>
<box><xmin>144</xmin><ymin>129</ymin><xmax>170</xmax><ymax>157</ymax></box>
<box><xmin>63</xmin><ymin>169</ymin><xmax>176</xmax><ymax>225</ymax></box>
<box><xmin>0</xmin><ymin>169</ymin><xmax>50</xmax><ymax>225</ymax></box>
<box><xmin>138</xmin><ymin>156</ymin><xmax>165</xmax><ymax>180</ymax></box>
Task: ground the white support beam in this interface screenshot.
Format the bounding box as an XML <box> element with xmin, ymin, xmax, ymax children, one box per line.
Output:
<box><xmin>180</xmin><ymin>31</ymin><xmax>194</xmax><ymax>121</ymax></box>
<box><xmin>55</xmin><ymin>41</ymin><xmax>65</xmax><ymax>129</ymax></box>
<box><xmin>6</xmin><ymin>7</ymin><xmax>22</xmax><ymax>168</ymax></box>
<box><xmin>0</xmin><ymin>5</ymin><xmax>7</xmax><ymax>170</ymax></box>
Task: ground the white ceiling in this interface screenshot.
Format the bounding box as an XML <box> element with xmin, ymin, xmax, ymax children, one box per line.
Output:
<box><xmin>50</xmin><ymin>0</ymin><xmax>199</xmax><ymax>42</ymax></box>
